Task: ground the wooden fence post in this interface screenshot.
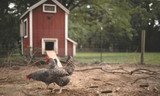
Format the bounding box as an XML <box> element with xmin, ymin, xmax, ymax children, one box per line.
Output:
<box><xmin>141</xmin><ymin>30</ymin><xmax>146</xmax><ymax>64</ymax></box>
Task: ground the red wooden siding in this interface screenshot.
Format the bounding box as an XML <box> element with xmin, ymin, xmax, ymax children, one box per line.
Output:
<box><xmin>32</xmin><ymin>0</ymin><xmax>66</xmax><ymax>56</ymax></box>
<box><xmin>22</xmin><ymin>14</ymin><xmax>30</xmax><ymax>54</ymax></box>
<box><xmin>67</xmin><ymin>41</ymin><xmax>73</xmax><ymax>56</ymax></box>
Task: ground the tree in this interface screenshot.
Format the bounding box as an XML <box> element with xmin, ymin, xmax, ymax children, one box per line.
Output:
<box><xmin>129</xmin><ymin>0</ymin><xmax>160</xmax><ymax>52</ymax></box>
<box><xmin>57</xmin><ymin>0</ymin><xmax>88</xmax><ymax>11</ymax></box>
<box><xmin>69</xmin><ymin>0</ymin><xmax>133</xmax><ymax>51</ymax></box>
<box><xmin>0</xmin><ymin>0</ymin><xmax>160</xmax><ymax>57</ymax></box>
<box><xmin>0</xmin><ymin>0</ymin><xmax>20</xmax><ymax>56</ymax></box>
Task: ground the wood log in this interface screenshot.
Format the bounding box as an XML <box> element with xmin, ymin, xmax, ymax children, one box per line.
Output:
<box><xmin>89</xmin><ymin>86</ymin><xmax>99</xmax><ymax>88</ymax></box>
<box><xmin>101</xmin><ymin>90</ymin><xmax>112</xmax><ymax>94</ymax></box>
<box><xmin>139</xmin><ymin>84</ymin><xmax>149</xmax><ymax>88</ymax></box>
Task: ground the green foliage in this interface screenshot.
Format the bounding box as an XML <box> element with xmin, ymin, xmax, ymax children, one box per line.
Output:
<box><xmin>69</xmin><ymin>0</ymin><xmax>134</xmax><ymax>51</ymax></box>
<box><xmin>0</xmin><ymin>0</ymin><xmax>160</xmax><ymax>58</ymax></box>
<box><xmin>68</xmin><ymin>0</ymin><xmax>160</xmax><ymax>52</ymax></box>
<box><xmin>0</xmin><ymin>3</ymin><xmax>20</xmax><ymax>56</ymax></box>
<box><xmin>128</xmin><ymin>0</ymin><xmax>160</xmax><ymax>52</ymax></box>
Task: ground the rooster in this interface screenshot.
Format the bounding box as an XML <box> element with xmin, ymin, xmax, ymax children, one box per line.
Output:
<box><xmin>26</xmin><ymin>58</ymin><xmax>69</xmax><ymax>89</ymax></box>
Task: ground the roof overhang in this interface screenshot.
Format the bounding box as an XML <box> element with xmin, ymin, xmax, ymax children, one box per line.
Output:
<box><xmin>67</xmin><ymin>38</ymin><xmax>77</xmax><ymax>45</ymax></box>
<box><xmin>20</xmin><ymin>0</ymin><xmax>69</xmax><ymax>19</ymax></box>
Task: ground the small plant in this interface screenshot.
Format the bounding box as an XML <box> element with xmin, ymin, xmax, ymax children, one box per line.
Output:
<box><xmin>23</xmin><ymin>47</ymin><xmax>45</xmax><ymax>65</ymax></box>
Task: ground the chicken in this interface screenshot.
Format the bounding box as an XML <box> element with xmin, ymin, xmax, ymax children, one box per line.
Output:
<box><xmin>53</xmin><ymin>56</ymin><xmax>75</xmax><ymax>93</ymax></box>
<box><xmin>26</xmin><ymin>56</ymin><xmax>75</xmax><ymax>93</ymax></box>
<box><xmin>55</xmin><ymin>76</ymin><xmax>70</xmax><ymax>93</ymax></box>
<box><xmin>63</xmin><ymin>56</ymin><xmax>75</xmax><ymax>75</ymax></box>
<box><xmin>26</xmin><ymin>58</ymin><xmax>68</xmax><ymax>89</ymax></box>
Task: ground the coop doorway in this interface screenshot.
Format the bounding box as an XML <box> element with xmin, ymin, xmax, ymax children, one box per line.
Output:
<box><xmin>42</xmin><ymin>38</ymin><xmax>58</xmax><ymax>54</ymax></box>
<box><xmin>45</xmin><ymin>42</ymin><xmax>54</xmax><ymax>50</ymax></box>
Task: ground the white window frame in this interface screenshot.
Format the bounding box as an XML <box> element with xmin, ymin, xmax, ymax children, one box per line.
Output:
<box><xmin>43</xmin><ymin>4</ymin><xmax>57</xmax><ymax>13</ymax></box>
<box><xmin>23</xmin><ymin>19</ymin><xmax>28</xmax><ymax>38</ymax></box>
<box><xmin>42</xmin><ymin>38</ymin><xmax>58</xmax><ymax>54</ymax></box>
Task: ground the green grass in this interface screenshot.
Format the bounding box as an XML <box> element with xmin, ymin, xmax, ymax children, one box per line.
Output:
<box><xmin>0</xmin><ymin>52</ymin><xmax>160</xmax><ymax>66</ymax></box>
<box><xmin>75</xmin><ymin>52</ymin><xmax>160</xmax><ymax>65</ymax></box>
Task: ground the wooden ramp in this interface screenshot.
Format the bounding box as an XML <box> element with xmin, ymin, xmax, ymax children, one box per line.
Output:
<box><xmin>46</xmin><ymin>51</ymin><xmax>62</xmax><ymax>67</ymax></box>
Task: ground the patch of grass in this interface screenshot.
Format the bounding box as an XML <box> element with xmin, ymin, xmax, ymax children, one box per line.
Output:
<box><xmin>0</xmin><ymin>53</ymin><xmax>25</xmax><ymax>67</ymax></box>
<box><xmin>0</xmin><ymin>52</ymin><xmax>160</xmax><ymax>66</ymax></box>
<box><xmin>75</xmin><ymin>52</ymin><xmax>160</xmax><ymax>65</ymax></box>
<box><xmin>144</xmin><ymin>53</ymin><xmax>160</xmax><ymax>65</ymax></box>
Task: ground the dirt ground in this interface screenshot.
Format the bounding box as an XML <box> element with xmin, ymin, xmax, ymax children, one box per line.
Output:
<box><xmin>0</xmin><ymin>63</ymin><xmax>160</xmax><ymax>96</ymax></box>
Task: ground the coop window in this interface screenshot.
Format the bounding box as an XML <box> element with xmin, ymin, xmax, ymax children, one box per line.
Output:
<box><xmin>23</xmin><ymin>19</ymin><xmax>28</xmax><ymax>38</ymax></box>
<box><xmin>43</xmin><ymin>4</ymin><xmax>56</xmax><ymax>13</ymax></box>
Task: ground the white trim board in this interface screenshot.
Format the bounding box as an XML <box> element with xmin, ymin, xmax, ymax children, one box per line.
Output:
<box><xmin>29</xmin><ymin>11</ymin><xmax>33</xmax><ymax>56</ymax></box>
<box><xmin>20</xmin><ymin>20</ymin><xmax>24</xmax><ymax>55</ymax></box>
<box><xmin>67</xmin><ymin>38</ymin><xmax>77</xmax><ymax>45</ymax></box>
<box><xmin>20</xmin><ymin>20</ymin><xmax>25</xmax><ymax>37</ymax></box>
<box><xmin>43</xmin><ymin>4</ymin><xmax>57</xmax><ymax>13</ymax></box>
<box><xmin>67</xmin><ymin>37</ymin><xmax>77</xmax><ymax>56</ymax></box>
<box><xmin>65</xmin><ymin>13</ymin><xmax>68</xmax><ymax>56</ymax></box>
<box><xmin>20</xmin><ymin>0</ymin><xmax>47</xmax><ymax>19</ymax></box>
<box><xmin>21</xmin><ymin>37</ymin><xmax>23</xmax><ymax>55</ymax></box>
<box><xmin>42</xmin><ymin>38</ymin><xmax>58</xmax><ymax>54</ymax></box>
<box><xmin>20</xmin><ymin>0</ymin><xmax>69</xmax><ymax>19</ymax></box>
<box><xmin>52</xmin><ymin>0</ymin><xmax>69</xmax><ymax>14</ymax></box>
<box><xmin>23</xmin><ymin>19</ymin><xmax>28</xmax><ymax>38</ymax></box>
<box><xmin>73</xmin><ymin>44</ymin><xmax>76</xmax><ymax>56</ymax></box>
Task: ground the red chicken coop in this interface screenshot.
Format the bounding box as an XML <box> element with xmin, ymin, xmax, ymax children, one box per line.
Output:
<box><xmin>20</xmin><ymin>0</ymin><xmax>77</xmax><ymax>56</ymax></box>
